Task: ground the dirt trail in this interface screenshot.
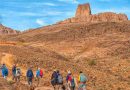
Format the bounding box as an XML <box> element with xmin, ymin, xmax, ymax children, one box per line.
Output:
<box><xmin>0</xmin><ymin>77</ymin><xmax>13</xmax><ymax>90</ymax></box>
<box><xmin>19</xmin><ymin>81</ymin><xmax>53</xmax><ymax>90</ymax></box>
<box><xmin>1</xmin><ymin>53</ymin><xmax>16</xmax><ymax>68</ymax></box>
<box><xmin>35</xmin><ymin>86</ymin><xmax>53</xmax><ymax>90</ymax></box>
<box><xmin>13</xmin><ymin>82</ymin><xmax>53</xmax><ymax>90</ymax></box>
<box><xmin>0</xmin><ymin>76</ymin><xmax>53</xmax><ymax>90</ymax></box>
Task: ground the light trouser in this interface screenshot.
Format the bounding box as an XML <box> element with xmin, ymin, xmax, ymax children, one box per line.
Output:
<box><xmin>78</xmin><ymin>83</ymin><xmax>86</xmax><ymax>90</ymax></box>
<box><xmin>36</xmin><ymin>76</ymin><xmax>41</xmax><ymax>86</ymax></box>
<box><xmin>66</xmin><ymin>83</ymin><xmax>71</xmax><ymax>90</ymax></box>
<box><xmin>4</xmin><ymin>76</ymin><xmax>7</xmax><ymax>79</ymax></box>
<box><xmin>16</xmin><ymin>76</ymin><xmax>20</xmax><ymax>82</ymax></box>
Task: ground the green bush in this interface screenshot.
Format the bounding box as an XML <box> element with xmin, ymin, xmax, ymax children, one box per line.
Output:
<box><xmin>88</xmin><ymin>59</ymin><xmax>97</xmax><ymax>66</ymax></box>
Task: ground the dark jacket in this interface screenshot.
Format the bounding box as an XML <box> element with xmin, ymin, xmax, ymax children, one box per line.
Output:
<box><xmin>51</xmin><ymin>71</ymin><xmax>58</xmax><ymax>80</ymax></box>
<box><xmin>12</xmin><ymin>66</ymin><xmax>16</xmax><ymax>75</ymax></box>
<box><xmin>26</xmin><ymin>69</ymin><xmax>34</xmax><ymax>78</ymax></box>
<box><xmin>51</xmin><ymin>71</ymin><xmax>58</xmax><ymax>85</ymax></box>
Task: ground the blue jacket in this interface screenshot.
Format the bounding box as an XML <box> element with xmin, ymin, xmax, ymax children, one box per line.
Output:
<box><xmin>36</xmin><ymin>70</ymin><xmax>40</xmax><ymax>77</ymax></box>
<box><xmin>1</xmin><ymin>66</ymin><xmax>8</xmax><ymax>77</ymax></box>
<box><xmin>26</xmin><ymin>69</ymin><xmax>34</xmax><ymax>78</ymax></box>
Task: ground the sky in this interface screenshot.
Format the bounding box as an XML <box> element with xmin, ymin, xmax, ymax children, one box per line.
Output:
<box><xmin>0</xmin><ymin>0</ymin><xmax>130</xmax><ymax>31</ymax></box>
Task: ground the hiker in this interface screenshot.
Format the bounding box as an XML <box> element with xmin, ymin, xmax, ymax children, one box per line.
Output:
<box><xmin>66</xmin><ymin>71</ymin><xmax>72</xmax><ymax>90</ymax></box>
<box><xmin>1</xmin><ymin>64</ymin><xmax>8</xmax><ymax>79</ymax></box>
<box><xmin>57</xmin><ymin>70</ymin><xmax>63</xmax><ymax>90</ymax></box>
<box><xmin>26</xmin><ymin>67</ymin><xmax>34</xmax><ymax>86</ymax></box>
<box><xmin>51</xmin><ymin>70</ymin><xmax>58</xmax><ymax>90</ymax></box>
<box><xmin>15</xmin><ymin>67</ymin><xmax>21</xmax><ymax>82</ymax></box>
<box><xmin>36</xmin><ymin>68</ymin><xmax>43</xmax><ymax>86</ymax></box>
<box><xmin>69</xmin><ymin>74</ymin><xmax>77</xmax><ymax>90</ymax></box>
<box><xmin>78</xmin><ymin>71</ymin><xmax>87</xmax><ymax>90</ymax></box>
<box><xmin>12</xmin><ymin>64</ymin><xmax>17</xmax><ymax>80</ymax></box>
<box><xmin>66</xmin><ymin>71</ymin><xmax>77</xmax><ymax>90</ymax></box>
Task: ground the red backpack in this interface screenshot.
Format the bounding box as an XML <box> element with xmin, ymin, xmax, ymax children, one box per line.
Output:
<box><xmin>40</xmin><ymin>69</ymin><xmax>43</xmax><ymax>77</ymax></box>
<box><xmin>68</xmin><ymin>75</ymin><xmax>72</xmax><ymax>82</ymax></box>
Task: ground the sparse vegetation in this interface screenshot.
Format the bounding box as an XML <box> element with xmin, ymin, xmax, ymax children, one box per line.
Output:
<box><xmin>16</xmin><ymin>41</ymin><xmax>26</xmax><ymax>46</ymax></box>
<box><xmin>7</xmin><ymin>79</ymin><xmax>14</xmax><ymax>85</ymax></box>
<box><xmin>88</xmin><ymin>59</ymin><xmax>97</xmax><ymax>66</ymax></box>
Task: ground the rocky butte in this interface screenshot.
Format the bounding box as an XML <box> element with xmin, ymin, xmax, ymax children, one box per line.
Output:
<box><xmin>57</xmin><ymin>3</ymin><xmax>128</xmax><ymax>24</ymax></box>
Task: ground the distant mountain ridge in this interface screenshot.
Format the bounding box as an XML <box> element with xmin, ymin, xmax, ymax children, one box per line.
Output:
<box><xmin>0</xmin><ymin>24</ymin><xmax>20</xmax><ymax>35</ymax></box>
<box><xmin>57</xmin><ymin>3</ymin><xmax>128</xmax><ymax>24</ymax></box>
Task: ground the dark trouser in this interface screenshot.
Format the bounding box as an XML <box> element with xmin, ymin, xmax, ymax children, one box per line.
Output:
<box><xmin>51</xmin><ymin>79</ymin><xmax>57</xmax><ymax>90</ymax></box>
<box><xmin>70</xmin><ymin>86</ymin><xmax>75</xmax><ymax>90</ymax></box>
<box><xmin>62</xmin><ymin>84</ymin><xmax>66</xmax><ymax>90</ymax></box>
<box><xmin>27</xmin><ymin>77</ymin><xmax>33</xmax><ymax>86</ymax></box>
<box><xmin>57</xmin><ymin>83</ymin><xmax>63</xmax><ymax>90</ymax></box>
<box><xmin>12</xmin><ymin>74</ymin><xmax>16</xmax><ymax>80</ymax></box>
<box><xmin>52</xmin><ymin>84</ymin><xmax>57</xmax><ymax>90</ymax></box>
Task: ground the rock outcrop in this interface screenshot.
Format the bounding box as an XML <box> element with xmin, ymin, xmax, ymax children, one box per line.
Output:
<box><xmin>57</xmin><ymin>3</ymin><xmax>128</xmax><ymax>24</ymax></box>
<box><xmin>0</xmin><ymin>24</ymin><xmax>20</xmax><ymax>35</ymax></box>
<box><xmin>75</xmin><ymin>3</ymin><xmax>91</xmax><ymax>17</ymax></box>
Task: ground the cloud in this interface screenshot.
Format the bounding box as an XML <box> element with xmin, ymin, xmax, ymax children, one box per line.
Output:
<box><xmin>58</xmin><ymin>0</ymin><xmax>79</xmax><ymax>4</ymax></box>
<box><xmin>93</xmin><ymin>7</ymin><xmax>130</xmax><ymax>14</ymax></box>
<box><xmin>46</xmin><ymin>11</ymin><xmax>64</xmax><ymax>16</ymax></box>
<box><xmin>18</xmin><ymin>12</ymin><xmax>43</xmax><ymax>17</ymax></box>
<box><xmin>43</xmin><ymin>3</ymin><xmax>57</xmax><ymax>6</ymax></box>
<box><xmin>98</xmin><ymin>0</ymin><xmax>111</xmax><ymax>2</ymax></box>
<box><xmin>1</xmin><ymin>11</ymin><xmax>43</xmax><ymax>17</ymax></box>
<box><xmin>36</xmin><ymin>19</ymin><xmax>46</xmax><ymax>26</ymax></box>
<box><xmin>98</xmin><ymin>0</ymin><xmax>125</xmax><ymax>2</ymax></box>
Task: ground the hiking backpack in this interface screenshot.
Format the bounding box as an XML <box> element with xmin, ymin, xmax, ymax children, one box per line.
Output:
<box><xmin>4</xmin><ymin>68</ymin><xmax>8</xmax><ymax>76</ymax></box>
<box><xmin>80</xmin><ymin>74</ymin><xmax>87</xmax><ymax>83</ymax></box>
<box><xmin>51</xmin><ymin>72</ymin><xmax>58</xmax><ymax>85</ymax></box>
<box><xmin>27</xmin><ymin>70</ymin><xmax>33</xmax><ymax>77</ymax></box>
<box><xmin>17</xmin><ymin>69</ymin><xmax>21</xmax><ymax>76</ymax></box>
<box><xmin>58</xmin><ymin>74</ymin><xmax>63</xmax><ymax>84</ymax></box>
<box><xmin>40</xmin><ymin>69</ymin><xmax>43</xmax><ymax>77</ymax></box>
<box><xmin>71</xmin><ymin>78</ymin><xmax>75</xmax><ymax>87</ymax></box>
<box><xmin>12</xmin><ymin>66</ymin><xmax>16</xmax><ymax>73</ymax></box>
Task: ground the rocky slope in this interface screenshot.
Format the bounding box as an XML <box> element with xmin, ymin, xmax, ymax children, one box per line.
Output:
<box><xmin>0</xmin><ymin>77</ymin><xmax>13</xmax><ymax>90</ymax></box>
<box><xmin>57</xmin><ymin>3</ymin><xmax>128</xmax><ymax>24</ymax></box>
<box><xmin>0</xmin><ymin>21</ymin><xmax>130</xmax><ymax>90</ymax></box>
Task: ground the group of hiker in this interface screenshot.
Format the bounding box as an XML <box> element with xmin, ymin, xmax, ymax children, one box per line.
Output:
<box><xmin>51</xmin><ymin>70</ymin><xmax>87</xmax><ymax>90</ymax></box>
<box><xmin>0</xmin><ymin>64</ymin><xmax>43</xmax><ymax>86</ymax></box>
<box><xmin>12</xmin><ymin>64</ymin><xmax>43</xmax><ymax>86</ymax></box>
<box><xmin>0</xmin><ymin>64</ymin><xmax>87</xmax><ymax>90</ymax></box>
